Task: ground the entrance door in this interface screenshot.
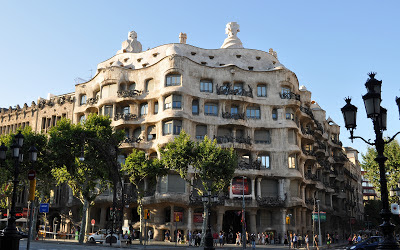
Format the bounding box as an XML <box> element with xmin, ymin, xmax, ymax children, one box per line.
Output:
<box><xmin>223</xmin><ymin>210</ymin><xmax>245</xmax><ymax>244</ymax></box>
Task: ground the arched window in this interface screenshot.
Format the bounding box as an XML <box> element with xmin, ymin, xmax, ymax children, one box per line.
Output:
<box><xmin>257</xmin><ymin>84</ymin><xmax>267</xmax><ymax>97</ymax></box>
<box><xmin>145</xmin><ymin>79</ymin><xmax>154</xmax><ymax>92</ymax></box>
<box><xmin>192</xmin><ymin>99</ymin><xmax>199</xmax><ymax>115</ymax></box>
<box><xmin>257</xmin><ymin>154</ymin><xmax>270</xmax><ymax>169</ymax></box>
<box><xmin>79</xmin><ymin>114</ymin><xmax>85</xmax><ymax>123</ymax></box>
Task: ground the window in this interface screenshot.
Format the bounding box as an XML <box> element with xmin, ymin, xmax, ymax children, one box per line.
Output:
<box><xmin>101</xmin><ymin>84</ymin><xmax>118</xmax><ymax>98</ymax></box>
<box><xmin>254</xmin><ymin>130</ymin><xmax>271</xmax><ymax>144</ymax></box>
<box><xmin>79</xmin><ymin>115</ymin><xmax>85</xmax><ymax>123</ymax></box>
<box><xmin>192</xmin><ymin>99</ymin><xmax>199</xmax><ymax>115</ymax></box>
<box><xmin>304</xmin><ymin>144</ymin><xmax>313</xmax><ymax>152</ymax></box>
<box><xmin>246</xmin><ymin>106</ymin><xmax>260</xmax><ymax>119</ymax></box>
<box><xmin>128</xmin><ymin>82</ymin><xmax>136</xmax><ymax>90</ymax></box>
<box><xmin>166</xmin><ymin>74</ymin><xmax>181</xmax><ymax>86</ymax></box>
<box><xmin>160</xmin><ymin>174</ymin><xmax>186</xmax><ymax>193</ymax></box>
<box><xmin>204</xmin><ymin>103</ymin><xmax>218</xmax><ymax>116</ymax></box>
<box><xmin>288</xmin><ymin>129</ymin><xmax>297</xmax><ymax>145</ymax></box>
<box><xmin>196</xmin><ymin>125</ymin><xmax>207</xmax><ymax>140</ymax></box>
<box><xmin>154</xmin><ymin>102</ymin><xmax>158</xmax><ymax>114</ymax></box>
<box><xmin>257</xmin><ymin>84</ymin><xmax>267</xmax><ymax>97</ymax></box>
<box><xmin>147</xmin><ymin>125</ymin><xmax>156</xmax><ymax>141</ymax></box>
<box><xmin>200</xmin><ymin>80</ymin><xmax>213</xmax><ymax>93</ymax></box>
<box><xmin>234</xmin><ymin>82</ymin><xmax>244</xmax><ymax>95</ymax></box>
<box><xmin>80</xmin><ymin>95</ymin><xmax>87</xmax><ymax>105</ymax></box>
<box><xmin>288</xmin><ymin>154</ymin><xmax>297</xmax><ymax>169</ymax></box>
<box><xmin>122</xmin><ymin>106</ymin><xmax>130</xmax><ymax>114</ymax></box>
<box><xmin>172</xmin><ymin>95</ymin><xmax>182</xmax><ymax>109</ymax></box>
<box><xmin>272</xmin><ymin>108</ymin><xmax>278</xmax><ymax>120</ymax></box>
<box><xmin>286</xmin><ymin>108</ymin><xmax>295</xmax><ymax>120</ymax></box>
<box><xmin>163</xmin><ymin>120</ymin><xmax>182</xmax><ymax>135</ymax></box>
<box><xmin>124</xmin><ymin>128</ymin><xmax>130</xmax><ymax>138</ymax></box>
<box><xmin>231</xmin><ymin>106</ymin><xmax>238</xmax><ymax>115</ymax></box>
<box><xmin>282</xmin><ymin>87</ymin><xmax>291</xmax><ymax>95</ymax></box>
<box><xmin>104</xmin><ymin>105</ymin><xmax>113</xmax><ymax>117</ymax></box>
<box><xmin>164</xmin><ymin>95</ymin><xmax>181</xmax><ymax>109</ymax></box>
<box><xmin>257</xmin><ymin>155</ymin><xmax>270</xmax><ymax>169</ymax></box>
<box><xmin>133</xmin><ymin>127</ymin><xmax>142</xmax><ymax>139</ymax></box>
<box><xmin>140</xmin><ymin>103</ymin><xmax>148</xmax><ymax>116</ymax></box>
<box><xmin>145</xmin><ymin>79</ymin><xmax>154</xmax><ymax>92</ymax></box>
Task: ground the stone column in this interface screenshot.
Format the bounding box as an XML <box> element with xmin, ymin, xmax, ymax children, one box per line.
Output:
<box><xmin>280</xmin><ymin>208</ymin><xmax>287</xmax><ymax>241</ymax></box>
<box><xmin>229</xmin><ymin>179</ymin><xmax>233</xmax><ymax>199</ymax></box>
<box><xmin>250</xmin><ymin>210</ymin><xmax>257</xmax><ymax>234</ymax></box>
<box><xmin>278</xmin><ymin>179</ymin><xmax>285</xmax><ymax>200</ymax></box>
<box><xmin>187</xmin><ymin>207</ymin><xmax>193</xmax><ymax>234</ymax></box>
<box><xmin>251</xmin><ymin>178</ymin><xmax>256</xmax><ymax>200</ymax></box>
<box><xmin>112</xmin><ymin>104</ymin><xmax>117</xmax><ymax>118</ymax></box>
<box><xmin>301</xmin><ymin>186</ymin><xmax>306</xmax><ymax>201</ymax></box>
<box><xmin>99</xmin><ymin>206</ymin><xmax>107</xmax><ymax>229</ymax></box>
<box><xmin>257</xmin><ymin>178</ymin><xmax>262</xmax><ymax>198</ymax></box>
<box><xmin>302</xmin><ymin>208</ymin><xmax>307</xmax><ymax>233</ymax></box>
<box><xmin>170</xmin><ymin>205</ymin><xmax>175</xmax><ymax>240</ymax></box>
<box><xmin>330</xmin><ymin>194</ymin><xmax>333</xmax><ymax>208</ymax></box>
<box><xmin>217</xmin><ymin>208</ymin><xmax>225</xmax><ymax>233</ymax></box>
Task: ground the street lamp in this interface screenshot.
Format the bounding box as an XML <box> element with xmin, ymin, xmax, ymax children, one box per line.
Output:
<box><xmin>316</xmin><ymin>200</ymin><xmax>322</xmax><ymax>247</ymax></box>
<box><xmin>341</xmin><ymin>72</ymin><xmax>400</xmax><ymax>249</ymax></box>
<box><xmin>0</xmin><ymin>131</ymin><xmax>38</xmax><ymax>250</ymax></box>
<box><xmin>202</xmin><ymin>189</ymin><xmax>219</xmax><ymax>250</ymax></box>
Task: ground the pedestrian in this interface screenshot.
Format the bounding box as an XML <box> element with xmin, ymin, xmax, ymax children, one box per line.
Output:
<box><xmin>298</xmin><ymin>234</ymin><xmax>302</xmax><ymax>248</ymax></box>
<box><xmin>290</xmin><ymin>233</ymin><xmax>293</xmax><ymax>248</ymax></box>
<box><xmin>219</xmin><ymin>231</ymin><xmax>224</xmax><ymax>247</ymax></box>
<box><xmin>305</xmin><ymin>234</ymin><xmax>309</xmax><ymax>250</ymax></box>
<box><xmin>236</xmin><ymin>232</ymin><xmax>241</xmax><ymax>245</ymax></box>
<box><xmin>327</xmin><ymin>233</ymin><xmax>332</xmax><ymax>248</ymax></box>
<box><xmin>314</xmin><ymin>234</ymin><xmax>319</xmax><ymax>250</ymax></box>
<box><xmin>258</xmin><ymin>232</ymin><xmax>261</xmax><ymax>245</ymax></box>
<box><xmin>293</xmin><ymin>233</ymin><xmax>298</xmax><ymax>249</ymax></box>
<box><xmin>251</xmin><ymin>233</ymin><xmax>256</xmax><ymax>249</ymax></box>
<box><xmin>284</xmin><ymin>233</ymin><xmax>288</xmax><ymax>246</ymax></box>
<box><xmin>261</xmin><ymin>232</ymin><xmax>265</xmax><ymax>245</ymax></box>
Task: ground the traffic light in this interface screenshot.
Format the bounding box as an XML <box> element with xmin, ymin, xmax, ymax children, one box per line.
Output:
<box><xmin>286</xmin><ymin>215</ymin><xmax>290</xmax><ymax>225</ymax></box>
<box><xmin>144</xmin><ymin>209</ymin><xmax>150</xmax><ymax>220</ymax></box>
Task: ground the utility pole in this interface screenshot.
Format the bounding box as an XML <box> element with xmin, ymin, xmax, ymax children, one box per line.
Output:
<box><xmin>317</xmin><ymin>200</ymin><xmax>322</xmax><ymax>246</ymax></box>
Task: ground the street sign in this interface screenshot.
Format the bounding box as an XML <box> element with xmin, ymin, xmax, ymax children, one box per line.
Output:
<box><xmin>28</xmin><ymin>170</ymin><xmax>36</xmax><ymax>180</ymax></box>
<box><xmin>91</xmin><ymin>219</ymin><xmax>95</xmax><ymax>225</ymax></box>
<box><xmin>39</xmin><ymin>203</ymin><xmax>49</xmax><ymax>213</ymax></box>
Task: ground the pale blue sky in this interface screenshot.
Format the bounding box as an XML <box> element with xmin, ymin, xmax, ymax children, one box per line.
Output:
<box><xmin>1</xmin><ymin>0</ymin><xmax>399</xmax><ymax>157</ymax></box>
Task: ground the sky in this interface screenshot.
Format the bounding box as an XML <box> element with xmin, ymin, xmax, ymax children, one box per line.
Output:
<box><xmin>0</xmin><ymin>0</ymin><xmax>399</xmax><ymax>158</ymax></box>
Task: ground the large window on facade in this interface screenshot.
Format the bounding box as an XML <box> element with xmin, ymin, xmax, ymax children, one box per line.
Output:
<box><xmin>140</xmin><ymin>103</ymin><xmax>148</xmax><ymax>116</ymax></box>
<box><xmin>257</xmin><ymin>155</ymin><xmax>270</xmax><ymax>169</ymax></box>
<box><xmin>80</xmin><ymin>95</ymin><xmax>87</xmax><ymax>105</ymax></box>
<box><xmin>200</xmin><ymin>80</ymin><xmax>213</xmax><ymax>93</ymax></box>
<box><xmin>122</xmin><ymin>106</ymin><xmax>130</xmax><ymax>114</ymax></box>
<box><xmin>288</xmin><ymin>154</ymin><xmax>297</xmax><ymax>169</ymax></box>
<box><xmin>160</xmin><ymin>174</ymin><xmax>186</xmax><ymax>193</ymax></box>
<box><xmin>254</xmin><ymin>130</ymin><xmax>271</xmax><ymax>144</ymax></box>
<box><xmin>234</xmin><ymin>82</ymin><xmax>244</xmax><ymax>95</ymax></box>
<box><xmin>164</xmin><ymin>95</ymin><xmax>181</xmax><ymax>109</ymax></box>
<box><xmin>104</xmin><ymin>105</ymin><xmax>113</xmax><ymax>117</ymax></box>
<box><xmin>154</xmin><ymin>102</ymin><xmax>158</xmax><ymax>114</ymax></box>
<box><xmin>246</xmin><ymin>106</ymin><xmax>260</xmax><ymax>119</ymax></box>
<box><xmin>145</xmin><ymin>79</ymin><xmax>154</xmax><ymax>92</ymax></box>
<box><xmin>261</xmin><ymin>179</ymin><xmax>278</xmax><ymax>196</ymax></box>
<box><xmin>101</xmin><ymin>84</ymin><xmax>118</xmax><ymax>98</ymax></box>
<box><xmin>163</xmin><ymin>120</ymin><xmax>182</xmax><ymax>135</ymax></box>
<box><xmin>257</xmin><ymin>84</ymin><xmax>267</xmax><ymax>97</ymax></box>
<box><xmin>204</xmin><ymin>103</ymin><xmax>218</xmax><ymax>116</ymax></box>
<box><xmin>192</xmin><ymin>99</ymin><xmax>199</xmax><ymax>115</ymax></box>
<box><xmin>147</xmin><ymin>125</ymin><xmax>156</xmax><ymax>141</ymax></box>
<box><xmin>231</xmin><ymin>106</ymin><xmax>238</xmax><ymax>115</ymax></box>
<box><xmin>286</xmin><ymin>108</ymin><xmax>295</xmax><ymax>121</ymax></box>
<box><xmin>196</xmin><ymin>125</ymin><xmax>207</xmax><ymax>140</ymax></box>
<box><xmin>282</xmin><ymin>87</ymin><xmax>291</xmax><ymax>95</ymax></box>
<box><xmin>288</xmin><ymin>129</ymin><xmax>297</xmax><ymax>145</ymax></box>
<box><xmin>272</xmin><ymin>108</ymin><xmax>278</xmax><ymax>120</ymax></box>
<box><xmin>166</xmin><ymin>74</ymin><xmax>181</xmax><ymax>86</ymax></box>
<box><xmin>133</xmin><ymin>127</ymin><xmax>142</xmax><ymax>139</ymax></box>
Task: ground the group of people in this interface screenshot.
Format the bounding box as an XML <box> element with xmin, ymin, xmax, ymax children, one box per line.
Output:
<box><xmin>234</xmin><ymin>231</ymin><xmax>277</xmax><ymax>247</ymax></box>
<box><xmin>283</xmin><ymin>232</ymin><xmax>338</xmax><ymax>249</ymax></box>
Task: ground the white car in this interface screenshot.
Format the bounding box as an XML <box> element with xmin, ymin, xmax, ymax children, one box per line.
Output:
<box><xmin>88</xmin><ymin>229</ymin><xmax>110</xmax><ymax>243</ymax></box>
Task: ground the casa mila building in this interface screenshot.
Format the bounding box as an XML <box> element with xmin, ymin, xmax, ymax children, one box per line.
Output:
<box><xmin>0</xmin><ymin>22</ymin><xmax>363</xmax><ymax>242</ymax></box>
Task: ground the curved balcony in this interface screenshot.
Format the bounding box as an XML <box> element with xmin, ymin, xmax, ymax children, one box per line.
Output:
<box><xmin>216</xmin><ymin>83</ymin><xmax>253</xmax><ymax>98</ymax></box>
<box><xmin>256</xmin><ymin>195</ymin><xmax>286</xmax><ymax>207</ymax></box>
<box><xmin>117</xmin><ymin>89</ymin><xmax>143</xmax><ymax>98</ymax></box>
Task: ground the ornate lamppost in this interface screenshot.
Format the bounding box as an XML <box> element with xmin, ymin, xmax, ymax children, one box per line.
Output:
<box><xmin>341</xmin><ymin>72</ymin><xmax>400</xmax><ymax>249</ymax></box>
<box><xmin>0</xmin><ymin>131</ymin><xmax>38</xmax><ymax>250</ymax></box>
<box><xmin>202</xmin><ymin>189</ymin><xmax>219</xmax><ymax>250</ymax></box>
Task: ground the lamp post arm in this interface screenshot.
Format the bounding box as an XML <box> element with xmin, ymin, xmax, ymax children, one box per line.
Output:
<box><xmin>384</xmin><ymin>131</ymin><xmax>400</xmax><ymax>145</ymax></box>
<box><xmin>349</xmin><ymin>136</ymin><xmax>375</xmax><ymax>146</ymax></box>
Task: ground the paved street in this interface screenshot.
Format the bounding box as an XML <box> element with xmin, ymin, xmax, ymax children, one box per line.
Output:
<box><xmin>18</xmin><ymin>239</ymin><xmax>346</xmax><ymax>250</ymax></box>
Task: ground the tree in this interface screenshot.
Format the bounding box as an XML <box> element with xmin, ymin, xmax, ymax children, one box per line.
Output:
<box><xmin>48</xmin><ymin>114</ymin><xmax>124</xmax><ymax>243</ymax></box>
<box><xmin>121</xmin><ymin>149</ymin><xmax>167</xmax><ymax>244</ymax></box>
<box><xmin>0</xmin><ymin>127</ymin><xmax>51</xmax><ymax>240</ymax></box>
<box><xmin>361</xmin><ymin>139</ymin><xmax>400</xmax><ymax>204</ymax></box>
<box><xmin>160</xmin><ymin>131</ymin><xmax>237</xmax><ymax>244</ymax></box>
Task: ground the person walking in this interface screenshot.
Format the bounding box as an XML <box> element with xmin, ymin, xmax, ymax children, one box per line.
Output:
<box><xmin>293</xmin><ymin>233</ymin><xmax>298</xmax><ymax>249</ymax></box>
<box><xmin>314</xmin><ymin>234</ymin><xmax>319</xmax><ymax>250</ymax></box>
<box><xmin>305</xmin><ymin>234</ymin><xmax>309</xmax><ymax>250</ymax></box>
<box><xmin>327</xmin><ymin>233</ymin><xmax>332</xmax><ymax>248</ymax></box>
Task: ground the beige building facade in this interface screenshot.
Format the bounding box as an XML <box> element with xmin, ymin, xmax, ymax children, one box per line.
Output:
<box><xmin>0</xmin><ymin>23</ymin><xmax>363</xmax><ymax>242</ymax></box>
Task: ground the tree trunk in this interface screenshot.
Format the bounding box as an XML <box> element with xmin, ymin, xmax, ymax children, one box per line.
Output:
<box><xmin>79</xmin><ymin>199</ymin><xmax>89</xmax><ymax>243</ymax></box>
<box><xmin>200</xmin><ymin>202</ymin><xmax>208</xmax><ymax>246</ymax></box>
<box><xmin>29</xmin><ymin>199</ymin><xmax>39</xmax><ymax>241</ymax></box>
<box><xmin>139</xmin><ymin>201</ymin><xmax>143</xmax><ymax>245</ymax></box>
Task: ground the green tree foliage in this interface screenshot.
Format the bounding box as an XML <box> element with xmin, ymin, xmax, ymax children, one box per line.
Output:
<box><xmin>160</xmin><ymin>131</ymin><xmax>237</xmax><ymax>244</ymax></box>
<box><xmin>361</xmin><ymin>139</ymin><xmax>400</xmax><ymax>203</ymax></box>
<box><xmin>121</xmin><ymin>149</ymin><xmax>167</xmax><ymax>243</ymax></box>
<box><xmin>48</xmin><ymin>114</ymin><xmax>124</xmax><ymax>243</ymax></box>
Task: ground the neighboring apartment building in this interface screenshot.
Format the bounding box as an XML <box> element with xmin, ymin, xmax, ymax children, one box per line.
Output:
<box><xmin>0</xmin><ymin>22</ymin><xmax>363</xmax><ymax>241</ymax></box>
<box><xmin>361</xmin><ymin>170</ymin><xmax>379</xmax><ymax>201</ymax></box>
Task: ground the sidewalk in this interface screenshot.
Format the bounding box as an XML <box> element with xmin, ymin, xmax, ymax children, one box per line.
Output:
<box><xmin>27</xmin><ymin>238</ymin><xmax>348</xmax><ymax>249</ymax></box>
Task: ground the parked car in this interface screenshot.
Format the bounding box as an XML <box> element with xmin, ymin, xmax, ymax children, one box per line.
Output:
<box><xmin>88</xmin><ymin>229</ymin><xmax>111</xmax><ymax>243</ymax></box>
<box><xmin>16</xmin><ymin>227</ymin><xmax>28</xmax><ymax>238</ymax></box>
<box><xmin>347</xmin><ymin>236</ymin><xmax>383</xmax><ymax>250</ymax></box>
